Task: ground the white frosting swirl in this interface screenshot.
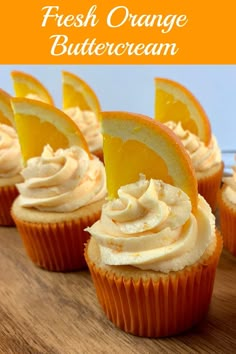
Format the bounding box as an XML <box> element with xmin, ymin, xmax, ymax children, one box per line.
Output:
<box><xmin>64</xmin><ymin>107</ymin><xmax>102</xmax><ymax>153</ymax></box>
<box><xmin>222</xmin><ymin>157</ymin><xmax>236</xmax><ymax>204</ymax></box>
<box><xmin>0</xmin><ymin>124</ymin><xmax>23</xmax><ymax>178</ymax></box>
<box><xmin>87</xmin><ymin>177</ymin><xmax>215</xmax><ymax>273</ymax></box>
<box><xmin>17</xmin><ymin>145</ymin><xmax>106</xmax><ymax>212</ymax></box>
<box><xmin>164</xmin><ymin>121</ymin><xmax>221</xmax><ymax>173</ymax></box>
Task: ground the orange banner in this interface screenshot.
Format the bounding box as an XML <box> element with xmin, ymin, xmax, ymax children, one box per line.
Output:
<box><xmin>1</xmin><ymin>0</ymin><xmax>235</xmax><ymax>64</ymax></box>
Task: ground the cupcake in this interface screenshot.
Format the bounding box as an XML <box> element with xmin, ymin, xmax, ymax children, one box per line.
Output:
<box><xmin>11</xmin><ymin>144</ymin><xmax>106</xmax><ymax>271</ymax></box>
<box><xmin>164</xmin><ymin>121</ymin><xmax>223</xmax><ymax>211</ymax></box>
<box><xmin>0</xmin><ymin>124</ymin><xmax>23</xmax><ymax>225</ymax></box>
<box><xmin>64</xmin><ymin>106</ymin><xmax>103</xmax><ymax>161</ymax></box>
<box><xmin>218</xmin><ymin>158</ymin><xmax>236</xmax><ymax>256</ymax></box>
<box><xmin>0</xmin><ymin>89</ymin><xmax>23</xmax><ymax>226</ymax></box>
<box><xmin>154</xmin><ymin>77</ymin><xmax>223</xmax><ymax>211</ymax></box>
<box><xmin>85</xmin><ymin>112</ymin><xmax>222</xmax><ymax>338</ymax></box>
<box><xmin>62</xmin><ymin>71</ymin><xmax>103</xmax><ymax>161</ymax></box>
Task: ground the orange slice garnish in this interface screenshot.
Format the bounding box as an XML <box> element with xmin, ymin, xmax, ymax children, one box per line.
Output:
<box><xmin>154</xmin><ymin>77</ymin><xmax>211</xmax><ymax>145</ymax></box>
<box><xmin>11</xmin><ymin>70</ymin><xmax>54</xmax><ymax>105</ymax></box>
<box><xmin>11</xmin><ymin>97</ymin><xmax>89</xmax><ymax>163</ymax></box>
<box><xmin>0</xmin><ymin>88</ymin><xmax>14</xmax><ymax>126</ymax></box>
<box><xmin>102</xmin><ymin>111</ymin><xmax>198</xmax><ymax>213</ymax></box>
<box><xmin>62</xmin><ymin>71</ymin><xmax>101</xmax><ymax>120</ymax></box>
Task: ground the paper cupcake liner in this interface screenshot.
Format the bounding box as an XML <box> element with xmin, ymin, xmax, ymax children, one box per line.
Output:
<box><xmin>0</xmin><ymin>185</ymin><xmax>19</xmax><ymax>226</ymax></box>
<box><xmin>85</xmin><ymin>231</ymin><xmax>222</xmax><ymax>337</ymax></box>
<box><xmin>218</xmin><ymin>191</ymin><xmax>236</xmax><ymax>256</ymax></box>
<box><xmin>12</xmin><ymin>209</ymin><xmax>101</xmax><ymax>272</ymax></box>
<box><xmin>198</xmin><ymin>163</ymin><xmax>223</xmax><ymax>212</ymax></box>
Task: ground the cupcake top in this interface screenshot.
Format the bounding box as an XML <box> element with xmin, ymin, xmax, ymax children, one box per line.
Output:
<box><xmin>222</xmin><ymin>160</ymin><xmax>236</xmax><ymax>205</ymax></box>
<box><xmin>16</xmin><ymin>144</ymin><xmax>106</xmax><ymax>212</ymax></box>
<box><xmin>64</xmin><ymin>107</ymin><xmax>102</xmax><ymax>154</ymax></box>
<box><xmin>164</xmin><ymin>121</ymin><xmax>221</xmax><ymax>174</ymax></box>
<box><xmin>87</xmin><ymin>176</ymin><xmax>216</xmax><ymax>273</ymax></box>
<box><xmin>0</xmin><ymin>124</ymin><xmax>23</xmax><ymax>179</ymax></box>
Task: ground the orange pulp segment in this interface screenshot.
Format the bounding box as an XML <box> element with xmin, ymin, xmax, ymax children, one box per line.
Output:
<box><xmin>154</xmin><ymin>77</ymin><xmax>211</xmax><ymax>145</ymax></box>
<box><xmin>0</xmin><ymin>88</ymin><xmax>14</xmax><ymax>126</ymax></box>
<box><xmin>102</xmin><ymin>111</ymin><xmax>198</xmax><ymax>213</ymax></box>
<box><xmin>11</xmin><ymin>70</ymin><xmax>54</xmax><ymax>105</ymax></box>
<box><xmin>11</xmin><ymin>97</ymin><xmax>89</xmax><ymax>163</ymax></box>
<box><xmin>62</xmin><ymin>71</ymin><xmax>101</xmax><ymax>120</ymax></box>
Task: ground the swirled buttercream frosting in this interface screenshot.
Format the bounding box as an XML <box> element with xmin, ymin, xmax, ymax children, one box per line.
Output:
<box><xmin>87</xmin><ymin>177</ymin><xmax>216</xmax><ymax>273</ymax></box>
<box><xmin>222</xmin><ymin>158</ymin><xmax>236</xmax><ymax>204</ymax></box>
<box><xmin>0</xmin><ymin>124</ymin><xmax>23</xmax><ymax>178</ymax></box>
<box><xmin>164</xmin><ymin>121</ymin><xmax>221</xmax><ymax>173</ymax></box>
<box><xmin>64</xmin><ymin>107</ymin><xmax>102</xmax><ymax>153</ymax></box>
<box><xmin>17</xmin><ymin>145</ymin><xmax>106</xmax><ymax>212</ymax></box>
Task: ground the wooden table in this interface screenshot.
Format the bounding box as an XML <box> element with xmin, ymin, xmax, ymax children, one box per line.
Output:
<box><xmin>0</xmin><ymin>226</ymin><xmax>236</xmax><ymax>354</ymax></box>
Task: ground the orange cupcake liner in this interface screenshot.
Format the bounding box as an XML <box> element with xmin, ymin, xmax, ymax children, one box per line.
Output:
<box><xmin>198</xmin><ymin>163</ymin><xmax>224</xmax><ymax>212</ymax></box>
<box><xmin>12</xmin><ymin>209</ymin><xmax>101</xmax><ymax>272</ymax></box>
<box><xmin>218</xmin><ymin>191</ymin><xmax>236</xmax><ymax>256</ymax></box>
<box><xmin>85</xmin><ymin>231</ymin><xmax>222</xmax><ymax>337</ymax></box>
<box><xmin>0</xmin><ymin>185</ymin><xmax>19</xmax><ymax>226</ymax></box>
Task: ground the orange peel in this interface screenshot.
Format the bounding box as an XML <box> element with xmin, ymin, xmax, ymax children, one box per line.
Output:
<box><xmin>62</xmin><ymin>71</ymin><xmax>101</xmax><ymax>120</ymax></box>
<box><xmin>0</xmin><ymin>88</ymin><xmax>14</xmax><ymax>127</ymax></box>
<box><xmin>11</xmin><ymin>70</ymin><xmax>54</xmax><ymax>105</ymax></box>
<box><xmin>154</xmin><ymin>77</ymin><xmax>211</xmax><ymax>145</ymax></box>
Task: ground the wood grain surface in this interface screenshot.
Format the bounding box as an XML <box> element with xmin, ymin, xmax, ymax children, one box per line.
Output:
<box><xmin>0</xmin><ymin>226</ymin><xmax>236</xmax><ymax>354</ymax></box>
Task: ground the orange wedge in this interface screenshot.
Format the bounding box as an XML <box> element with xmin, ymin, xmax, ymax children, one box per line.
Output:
<box><xmin>62</xmin><ymin>71</ymin><xmax>101</xmax><ymax>119</ymax></box>
<box><xmin>11</xmin><ymin>70</ymin><xmax>54</xmax><ymax>105</ymax></box>
<box><xmin>102</xmin><ymin>111</ymin><xmax>198</xmax><ymax>213</ymax></box>
<box><xmin>11</xmin><ymin>97</ymin><xmax>89</xmax><ymax>163</ymax></box>
<box><xmin>0</xmin><ymin>88</ymin><xmax>14</xmax><ymax>126</ymax></box>
<box><xmin>154</xmin><ymin>78</ymin><xmax>211</xmax><ymax>145</ymax></box>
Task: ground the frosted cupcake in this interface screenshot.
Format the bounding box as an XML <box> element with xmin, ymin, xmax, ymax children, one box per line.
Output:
<box><xmin>85</xmin><ymin>111</ymin><xmax>222</xmax><ymax>337</ymax></box>
<box><xmin>11</xmin><ymin>145</ymin><xmax>106</xmax><ymax>271</ymax></box>
<box><xmin>86</xmin><ymin>178</ymin><xmax>222</xmax><ymax>337</ymax></box>
<box><xmin>218</xmin><ymin>158</ymin><xmax>236</xmax><ymax>256</ymax></box>
<box><xmin>154</xmin><ymin>78</ymin><xmax>223</xmax><ymax>211</ymax></box>
<box><xmin>62</xmin><ymin>71</ymin><xmax>103</xmax><ymax>161</ymax></box>
<box><xmin>0</xmin><ymin>124</ymin><xmax>23</xmax><ymax>225</ymax></box>
<box><xmin>164</xmin><ymin>121</ymin><xmax>223</xmax><ymax>211</ymax></box>
<box><xmin>0</xmin><ymin>88</ymin><xmax>23</xmax><ymax>225</ymax></box>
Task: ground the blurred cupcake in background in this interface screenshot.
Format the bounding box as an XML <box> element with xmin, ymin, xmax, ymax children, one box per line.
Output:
<box><xmin>164</xmin><ymin>120</ymin><xmax>223</xmax><ymax>212</ymax></box>
<box><xmin>155</xmin><ymin>78</ymin><xmax>223</xmax><ymax>211</ymax></box>
<box><xmin>0</xmin><ymin>89</ymin><xmax>23</xmax><ymax>226</ymax></box>
<box><xmin>218</xmin><ymin>156</ymin><xmax>236</xmax><ymax>256</ymax></box>
<box><xmin>62</xmin><ymin>71</ymin><xmax>103</xmax><ymax>161</ymax></box>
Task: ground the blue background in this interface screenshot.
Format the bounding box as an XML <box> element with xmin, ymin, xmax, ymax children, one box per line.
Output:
<box><xmin>1</xmin><ymin>65</ymin><xmax>235</xmax><ymax>170</ymax></box>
